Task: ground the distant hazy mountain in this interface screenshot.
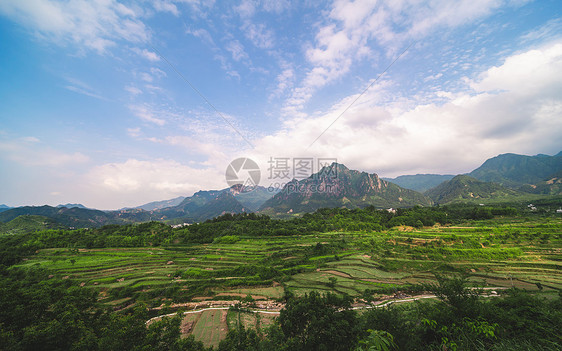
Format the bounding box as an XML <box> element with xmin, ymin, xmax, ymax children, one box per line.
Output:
<box><xmin>259</xmin><ymin>163</ymin><xmax>432</xmax><ymax>215</ymax></box>
<box><xmin>5</xmin><ymin>151</ymin><xmax>561</xmax><ymax>226</ymax></box>
<box><xmin>56</xmin><ymin>203</ymin><xmax>89</xmax><ymax>209</ymax></box>
<box><xmin>122</xmin><ymin>186</ymin><xmax>255</xmax><ymax>223</ymax></box>
<box><xmin>185</xmin><ymin>191</ymin><xmax>246</xmax><ymax>221</ymax></box>
<box><xmin>0</xmin><ymin>205</ymin><xmax>127</xmax><ymax>228</ymax></box>
<box><xmin>175</xmin><ymin>189</ymin><xmax>228</xmax><ymax>212</ymax></box>
<box><xmin>133</xmin><ymin>186</ymin><xmax>274</xmax><ymax>213</ymax></box>
<box><xmin>132</xmin><ymin>196</ymin><xmax>186</xmax><ymax>211</ymax></box>
<box><xmin>469</xmin><ymin>151</ymin><xmax>562</xmax><ymax>188</ymax></box>
<box><xmin>425</xmin><ymin>175</ymin><xmax>523</xmax><ymax>204</ymax></box>
<box><xmin>231</xmin><ymin>185</ymin><xmax>277</xmax><ymax>211</ymax></box>
<box><xmin>383</xmin><ymin>174</ymin><xmax>455</xmax><ymax>192</ymax></box>
<box><xmin>0</xmin><ymin>185</ymin><xmax>267</xmax><ymax>228</ymax></box>
<box><xmin>166</xmin><ymin>185</ymin><xmax>276</xmax><ymax>221</ymax></box>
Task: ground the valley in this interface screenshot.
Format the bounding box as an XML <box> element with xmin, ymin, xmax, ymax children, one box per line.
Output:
<box><xmin>1</xmin><ymin>151</ymin><xmax>561</xmax><ymax>350</ymax></box>
<box><xmin>5</xmin><ymin>205</ymin><xmax>561</xmax><ymax>348</ymax></box>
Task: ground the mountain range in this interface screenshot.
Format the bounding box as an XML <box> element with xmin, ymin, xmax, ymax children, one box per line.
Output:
<box><xmin>385</xmin><ymin>152</ymin><xmax>562</xmax><ymax>193</ymax></box>
<box><xmin>260</xmin><ymin>163</ymin><xmax>432</xmax><ymax>216</ymax></box>
<box><xmin>1</xmin><ymin>151</ymin><xmax>561</xmax><ymax>228</ymax></box>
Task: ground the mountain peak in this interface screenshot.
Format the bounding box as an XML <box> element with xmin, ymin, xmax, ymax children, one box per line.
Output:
<box><xmin>316</xmin><ymin>162</ymin><xmax>351</xmax><ymax>177</ymax></box>
<box><xmin>259</xmin><ymin>163</ymin><xmax>431</xmax><ymax>214</ymax></box>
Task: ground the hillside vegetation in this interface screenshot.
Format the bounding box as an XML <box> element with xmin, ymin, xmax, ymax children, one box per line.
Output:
<box><xmin>1</xmin><ymin>201</ymin><xmax>561</xmax><ymax>350</ymax></box>
<box><xmin>469</xmin><ymin>152</ymin><xmax>562</xmax><ymax>187</ymax></box>
<box><xmin>425</xmin><ymin>175</ymin><xmax>524</xmax><ymax>204</ymax></box>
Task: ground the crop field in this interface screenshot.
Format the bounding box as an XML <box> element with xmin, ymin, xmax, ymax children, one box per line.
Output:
<box><xmin>17</xmin><ymin>217</ymin><xmax>562</xmax><ymax>312</ymax></box>
<box><xmin>188</xmin><ymin>309</ymin><xmax>228</xmax><ymax>348</ymax></box>
<box><xmin>226</xmin><ymin>310</ymin><xmax>277</xmax><ymax>333</ymax></box>
<box><xmin>12</xmin><ymin>216</ymin><xmax>562</xmax><ymax>347</ymax></box>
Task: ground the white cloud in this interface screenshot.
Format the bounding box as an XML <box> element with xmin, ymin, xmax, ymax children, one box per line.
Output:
<box><xmin>226</xmin><ymin>40</ymin><xmax>248</xmax><ymax>61</ymax></box>
<box><xmin>234</xmin><ymin>0</ymin><xmax>256</xmax><ymax>18</ymax></box>
<box><xmin>521</xmin><ymin>18</ymin><xmax>562</xmax><ymax>44</ymax></box>
<box><xmin>125</xmin><ymin>85</ymin><xmax>143</xmax><ymax>95</ymax></box>
<box><xmin>150</xmin><ymin>67</ymin><xmax>167</xmax><ymax>78</ymax></box>
<box><xmin>21</xmin><ymin>136</ymin><xmax>41</xmax><ymax>143</ymax></box>
<box><xmin>127</xmin><ymin>127</ymin><xmax>141</xmax><ymax>137</ymax></box>
<box><xmin>128</xmin><ymin>104</ymin><xmax>166</xmax><ymax>126</ymax></box>
<box><xmin>140</xmin><ymin>72</ymin><xmax>153</xmax><ymax>82</ymax></box>
<box><xmin>188</xmin><ymin>27</ymin><xmax>246</xmax><ymax>77</ymax></box>
<box><xmin>235</xmin><ymin>0</ymin><xmax>290</xmax><ymax>18</ymax></box>
<box><xmin>188</xmin><ymin>28</ymin><xmax>215</xmax><ymax>46</ymax></box>
<box><xmin>87</xmin><ymin>158</ymin><xmax>225</xmax><ymax>208</ymax></box>
<box><xmin>133</xmin><ymin>47</ymin><xmax>160</xmax><ymax>61</ymax></box>
<box><xmin>153</xmin><ymin>0</ymin><xmax>179</xmax><ymax>16</ymax></box>
<box><xmin>471</xmin><ymin>43</ymin><xmax>562</xmax><ymax>98</ymax></box>
<box><xmin>63</xmin><ymin>76</ymin><xmax>105</xmax><ymax>99</ymax></box>
<box><xmin>424</xmin><ymin>73</ymin><xmax>443</xmax><ymax>82</ymax></box>
<box><xmin>64</xmin><ymin>85</ymin><xmax>104</xmax><ymax>99</ymax></box>
<box><xmin>0</xmin><ymin>0</ymin><xmax>149</xmax><ymax>54</ymax></box>
<box><xmin>261</xmin><ymin>0</ymin><xmax>291</xmax><ymax>14</ymax></box>
<box><xmin>243</xmin><ymin>22</ymin><xmax>274</xmax><ymax>49</ymax></box>
<box><xmin>0</xmin><ymin>137</ymin><xmax>89</xmax><ymax>167</ymax></box>
<box><xmin>283</xmin><ymin>0</ymin><xmax>525</xmax><ymax>115</ymax></box>
<box><xmin>151</xmin><ymin>135</ymin><xmax>229</xmax><ymax>160</ymax></box>
<box><xmin>251</xmin><ymin>40</ymin><xmax>562</xmax><ymax>177</ymax></box>
<box><xmin>144</xmin><ymin>84</ymin><xmax>164</xmax><ymax>92</ymax></box>
<box><xmin>271</xmin><ymin>67</ymin><xmax>295</xmax><ymax>98</ymax></box>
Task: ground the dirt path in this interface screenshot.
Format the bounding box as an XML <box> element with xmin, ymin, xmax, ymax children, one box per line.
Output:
<box><xmin>147</xmin><ymin>289</ymin><xmax>505</xmax><ymax>325</ymax></box>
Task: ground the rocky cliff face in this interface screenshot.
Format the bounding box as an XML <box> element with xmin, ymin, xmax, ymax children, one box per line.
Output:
<box><xmin>260</xmin><ymin>163</ymin><xmax>432</xmax><ymax>214</ymax></box>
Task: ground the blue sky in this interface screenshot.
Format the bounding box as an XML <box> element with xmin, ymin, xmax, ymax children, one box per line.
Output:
<box><xmin>0</xmin><ymin>0</ymin><xmax>561</xmax><ymax>209</ymax></box>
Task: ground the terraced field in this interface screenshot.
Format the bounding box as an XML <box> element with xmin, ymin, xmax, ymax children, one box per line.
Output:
<box><xmin>14</xmin><ymin>217</ymin><xmax>561</xmax><ymax>346</ymax></box>
<box><xmin>17</xmin><ymin>218</ymin><xmax>562</xmax><ymax>308</ymax></box>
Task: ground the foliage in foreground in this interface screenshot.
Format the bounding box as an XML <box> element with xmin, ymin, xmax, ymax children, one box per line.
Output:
<box><xmin>216</xmin><ymin>276</ymin><xmax>562</xmax><ymax>351</ymax></box>
<box><xmin>1</xmin><ymin>264</ymin><xmax>561</xmax><ymax>351</ymax></box>
<box><xmin>0</xmin><ymin>266</ymin><xmax>210</xmax><ymax>351</ymax></box>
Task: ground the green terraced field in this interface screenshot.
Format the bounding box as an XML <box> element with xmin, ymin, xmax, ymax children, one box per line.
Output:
<box><xmin>16</xmin><ymin>218</ymin><xmax>562</xmax><ymax>309</ymax></box>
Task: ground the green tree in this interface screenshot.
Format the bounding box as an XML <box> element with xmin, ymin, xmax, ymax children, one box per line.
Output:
<box><xmin>355</xmin><ymin>329</ymin><xmax>397</xmax><ymax>351</ymax></box>
<box><xmin>279</xmin><ymin>291</ymin><xmax>358</xmax><ymax>351</ymax></box>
